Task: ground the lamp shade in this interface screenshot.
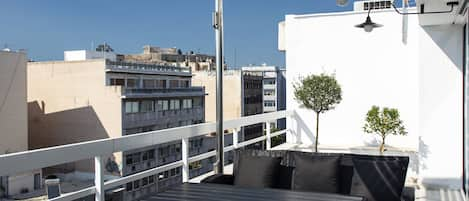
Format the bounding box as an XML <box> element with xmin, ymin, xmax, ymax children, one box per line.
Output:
<box><xmin>355</xmin><ymin>16</ymin><xmax>383</xmax><ymax>32</ymax></box>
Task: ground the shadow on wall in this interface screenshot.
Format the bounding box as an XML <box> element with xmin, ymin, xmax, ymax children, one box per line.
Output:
<box><xmin>291</xmin><ymin>111</ymin><xmax>315</xmax><ymax>145</ymax></box>
<box><xmin>422</xmin><ymin>25</ymin><xmax>463</xmax><ymax>73</ymax></box>
<box><xmin>27</xmin><ymin>101</ymin><xmax>119</xmax><ymax>176</ymax></box>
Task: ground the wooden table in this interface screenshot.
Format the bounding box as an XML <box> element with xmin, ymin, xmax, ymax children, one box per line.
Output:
<box><xmin>143</xmin><ymin>183</ymin><xmax>364</xmax><ymax>201</ymax></box>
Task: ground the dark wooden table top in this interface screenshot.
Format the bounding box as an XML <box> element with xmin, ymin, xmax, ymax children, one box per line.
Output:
<box><xmin>143</xmin><ymin>183</ymin><xmax>364</xmax><ymax>201</ymax></box>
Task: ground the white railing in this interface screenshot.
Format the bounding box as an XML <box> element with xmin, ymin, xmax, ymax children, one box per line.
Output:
<box><xmin>0</xmin><ymin>110</ymin><xmax>293</xmax><ymax>201</ymax></box>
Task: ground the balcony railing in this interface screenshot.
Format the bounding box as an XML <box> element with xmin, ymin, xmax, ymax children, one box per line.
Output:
<box><xmin>123</xmin><ymin>107</ymin><xmax>204</xmax><ymax>128</ymax></box>
<box><xmin>106</xmin><ymin>60</ymin><xmax>191</xmax><ymax>75</ymax></box>
<box><xmin>122</xmin><ymin>87</ymin><xmax>206</xmax><ymax>98</ymax></box>
<box><xmin>124</xmin><ymin>87</ymin><xmax>204</xmax><ymax>95</ymax></box>
<box><xmin>0</xmin><ymin>110</ymin><xmax>292</xmax><ymax>201</ymax></box>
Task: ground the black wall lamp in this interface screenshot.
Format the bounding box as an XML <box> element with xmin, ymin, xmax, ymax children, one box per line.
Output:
<box><xmin>355</xmin><ymin>7</ymin><xmax>383</xmax><ymax>32</ymax></box>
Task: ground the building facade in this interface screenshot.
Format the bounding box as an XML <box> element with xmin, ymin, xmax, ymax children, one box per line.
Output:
<box><xmin>0</xmin><ymin>50</ymin><xmax>42</xmax><ymax>198</ymax></box>
<box><xmin>192</xmin><ymin>70</ymin><xmax>266</xmax><ymax>147</ymax></box>
<box><xmin>28</xmin><ymin>50</ymin><xmax>212</xmax><ymax>200</ymax></box>
<box><xmin>241</xmin><ymin>65</ymin><xmax>287</xmax><ymax>130</ymax></box>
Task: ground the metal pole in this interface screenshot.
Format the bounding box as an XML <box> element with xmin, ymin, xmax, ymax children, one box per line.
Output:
<box><xmin>214</xmin><ymin>0</ymin><xmax>224</xmax><ymax>174</ymax></box>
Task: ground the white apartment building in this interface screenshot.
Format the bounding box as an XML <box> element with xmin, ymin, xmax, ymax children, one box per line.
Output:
<box><xmin>241</xmin><ymin>65</ymin><xmax>287</xmax><ymax>129</ymax></box>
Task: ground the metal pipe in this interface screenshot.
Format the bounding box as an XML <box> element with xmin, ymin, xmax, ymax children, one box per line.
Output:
<box><xmin>214</xmin><ymin>0</ymin><xmax>224</xmax><ymax>174</ymax></box>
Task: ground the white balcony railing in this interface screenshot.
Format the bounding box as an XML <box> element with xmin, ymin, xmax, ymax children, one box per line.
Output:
<box><xmin>0</xmin><ymin>110</ymin><xmax>292</xmax><ymax>201</ymax></box>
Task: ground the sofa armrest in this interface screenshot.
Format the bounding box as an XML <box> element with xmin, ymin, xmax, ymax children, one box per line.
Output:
<box><xmin>200</xmin><ymin>174</ymin><xmax>234</xmax><ymax>185</ymax></box>
<box><xmin>401</xmin><ymin>186</ymin><xmax>415</xmax><ymax>201</ymax></box>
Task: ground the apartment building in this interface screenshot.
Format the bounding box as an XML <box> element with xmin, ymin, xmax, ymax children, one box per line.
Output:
<box><xmin>242</xmin><ymin>65</ymin><xmax>286</xmax><ymax>130</ymax></box>
<box><xmin>27</xmin><ymin>49</ymin><xmax>210</xmax><ymax>200</ymax></box>
<box><xmin>0</xmin><ymin>50</ymin><xmax>42</xmax><ymax>198</ymax></box>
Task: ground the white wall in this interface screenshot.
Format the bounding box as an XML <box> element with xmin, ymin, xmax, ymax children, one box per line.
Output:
<box><xmin>285</xmin><ymin>11</ymin><xmax>420</xmax><ymax>148</ymax></box>
<box><xmin>283</xmin><ymin>10</ymin><xmax>463</xmax><ymax>188</ymax></box>
<box><xmin>64</xmin><ymin>50</ymin><xmax>116</xmax><ymax>61</ymax></box>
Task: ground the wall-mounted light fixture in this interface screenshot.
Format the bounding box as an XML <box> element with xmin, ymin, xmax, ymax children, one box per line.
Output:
<box><xmin>355</xmin><ymin>7</ymin><xmax>382</xmax><ymax>32</ymax></box>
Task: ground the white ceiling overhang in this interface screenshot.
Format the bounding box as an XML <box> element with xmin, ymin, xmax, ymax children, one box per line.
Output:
<box><xmin>415</xmin><ymin>0</ymin><xmax>466</xmax><ymax>26</ymax></box>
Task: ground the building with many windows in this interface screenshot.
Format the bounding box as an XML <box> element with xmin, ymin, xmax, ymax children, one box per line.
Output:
<box><xmin>192</xmin><ymin>70</ymin><xmax>265</xmax><ymax>147</ymax></box>
<box><xmin>241</xmin><ymin>65</ymin><xmax>286</xmax><ymax>129</ymax></box>
<box><xmin>27</xmin><ymin>49</ymin><xmax>210</xmax><ymax>200</ymax></box>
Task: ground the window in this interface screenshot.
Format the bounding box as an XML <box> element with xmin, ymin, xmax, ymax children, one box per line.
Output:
<box><xmin>264</xmin><ymin>101</ymin><xmax>276</xmax><ymax>107</ymax></box>
<box><xmin>193</xmin><ymin>97</ymin><xmax>202</xmax><ymax>107</ymax></box>
<box><xmin>180</xmin><ymin>80</ymin><xmax>190</xmax><ymax>88</ymax></box>
<box><xmin>126</xmin><ymin>154</ymin><xmax>133</xmax><ymax>165</ymax></box>
<box><xmin>125</xmin><ymin>127</ymin><xmax>141</xmax><ymax>135</ymax></box>
<box><xmin>148</xmin><ymin>149</ymin><xmax>155</xmax><ymax>159</ymax></box>
<box><xmin>141</xmin><ymin>100</ymin><xmax>154</xmax><ymax>112</ymax></box>
<box><xmin>189</xmin><ymin>161</ymin><xmax>202</xmax><ymax>170</ymax></box>
<box><xmin>149</xmin><ymin>175</ymin><xmax>155</xmax><ymax>183</ymax></box>
<box><xmin>157</xmin><ymin>100</ymin><xmax>169</xmax><ymax>111</ymax></box>
<box><xmin>133</xmin><ymin>180</ymin><xmax>140</xmax><ymax>189</ymax></box>
<box><xmin>133</xmin><ymin>153</ymin><xmax>141</xmax><ymax>163</ymax></box>
<box><xmin>264</xmin><ymin>79</ymin><xmax>275</xmax><ymax>85</ymax></box>
<box><xmin>110</xmin><ymin>78</ymin><xmax>125</xmax><ymax>86</ymax></box>
<box><xmin>142</xmin><ymin>177</ymin><xmax>148</xmax><ymax>186</ymax></box>
<box><xmin>156</xmin><ymin>80</ymin><xmax>166</xmax><ymax>88</ymax></box>
<box><xmin>125</xmin><ymin>101</ymin><xmax>139</xmax><ymax>113</ymax></box>
<box><xmin>169</xmin><ymin>80</ymin><xmax>179</xmax><ymax>88</ymax></box>
<box><xmin>143</xmin><ymin>79</ymin><xmax>155</xmax><ymax>88</ymax></box>
<box><xmin>142</xmin><ymin>152</ymin><xmax>148</xmax><ymax>161</ymax></box>
<box><xmin>182</xmin><ymin>99</ymin><xmax>192</xmax><ymax>109</ymax></box>
<box><xmin>264</xmin><ymin>90</ymin><xmax>275</xmax><ymax>96</ymax></box>
<box><xmin>127</xmin><ymin>79</ymin><xmax>138</xmax><ymax>88</ymax></box>
<box><xmin>170</xmin><ymin>99</ymin><xmax>180</xmax><ymax>110</ymax></box>
<box><xmin>126</xmin><ymin>182</ymin><xmax>133</xmax><ymax>191</ymax></box>
<box><xmin>170</xmin><ymin>168</ymin><xmax>176</xmax><ymax>177</ymax></box>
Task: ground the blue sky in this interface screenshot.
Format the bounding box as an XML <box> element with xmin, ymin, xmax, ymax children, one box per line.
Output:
<box><xmin>0</xmin><ymin>0</ymin><xmax>356</xmax><ymax>68</ymax></box>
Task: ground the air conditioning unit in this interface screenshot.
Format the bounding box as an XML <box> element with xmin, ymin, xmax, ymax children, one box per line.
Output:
<box><xmin>354</xmin><ymin>0</ymin><xmax>392</xmax><ymax>11</ymax></box>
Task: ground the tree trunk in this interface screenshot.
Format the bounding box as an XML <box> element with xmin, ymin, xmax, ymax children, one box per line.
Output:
<box><xmin>379</xmin><ymin>136</ymin><xmax>386</xmax><ymax>154</ymax></box>
<box><xmin>315</xmin><ymin>112</ymin><xmax>320</xmax><ymax>153</ymax></box>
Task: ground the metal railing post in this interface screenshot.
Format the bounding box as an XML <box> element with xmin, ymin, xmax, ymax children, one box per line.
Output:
<box><xmin>233</xmin><ymin>128</ymin><xmax>239</xmax><ymax>149</ymax></box>
<box><xmin>182</xmin><ymin>138</ymin><xmax>189</xmax><ymax>182</ymax></box>
<box><xmin>266</xmin><ymin>122</ymin><xmax>272</xmax><ymax>150</ymax></box>
<box><xmin>94</xmin><ymin>156</ymin><xmax>104</xmax><ymax>201</ymax></box>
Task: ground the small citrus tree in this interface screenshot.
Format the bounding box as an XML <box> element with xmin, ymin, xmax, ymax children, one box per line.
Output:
<box><xmin>293</xmin><ymin>73</ymin><xmax>342</xmax><ymax>152</ymax></box>
<box><xmin>363</xmin><ymin>106</ymin><xmax>407</xmax><ymax>153</ymax></box>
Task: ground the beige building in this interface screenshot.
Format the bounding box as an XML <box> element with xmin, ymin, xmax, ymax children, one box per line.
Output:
<box><xmin>192</xmin><ymin>70</ymin><xmax>242</xmax><ymax>122</ymax></box>
<box><xmin>0</xmin><ymin>51</ymin><xmax>41</xmax><ymax>198</ymax></box>
<box><xmin>28</xmin><ymin>55</ymin><xmax>207</xmax><ymax>200</ymax></box>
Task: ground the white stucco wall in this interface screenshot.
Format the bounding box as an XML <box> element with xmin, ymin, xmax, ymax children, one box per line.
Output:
<box><xmin>283</xmin><ymin>10</ymin><xmax>463</xmax><ymax>188</ymax></box>
<box><xmin>417</xmin><ymin>25</ymin><xmax>463</xmax><ymax>188</ymax></box>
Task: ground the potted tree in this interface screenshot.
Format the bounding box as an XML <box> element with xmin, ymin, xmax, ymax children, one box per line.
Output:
<box><xmin>363</xmin><ymin>106</ymin><xmax>407</xmax><ymax>153</ymax></box>
<box><xmin>293</xmin><ymin>73</ymin><xmax>342</xmax><ymax>152</ymax></box>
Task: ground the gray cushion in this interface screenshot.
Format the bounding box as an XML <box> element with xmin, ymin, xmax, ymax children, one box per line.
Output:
<box><xmin>291</xmin><ymin>153</ymin><xmax>340</xmax><ymax>193</ymax></box>
<box><xmin>233</xmin><ymin>154</ymin><xmax>282</xmax><ymax>188</ymax></box>
<box><xmin>349</xmin><ymin>155</ymin><xmax>409</xmax><ymax>201</ymax></box>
